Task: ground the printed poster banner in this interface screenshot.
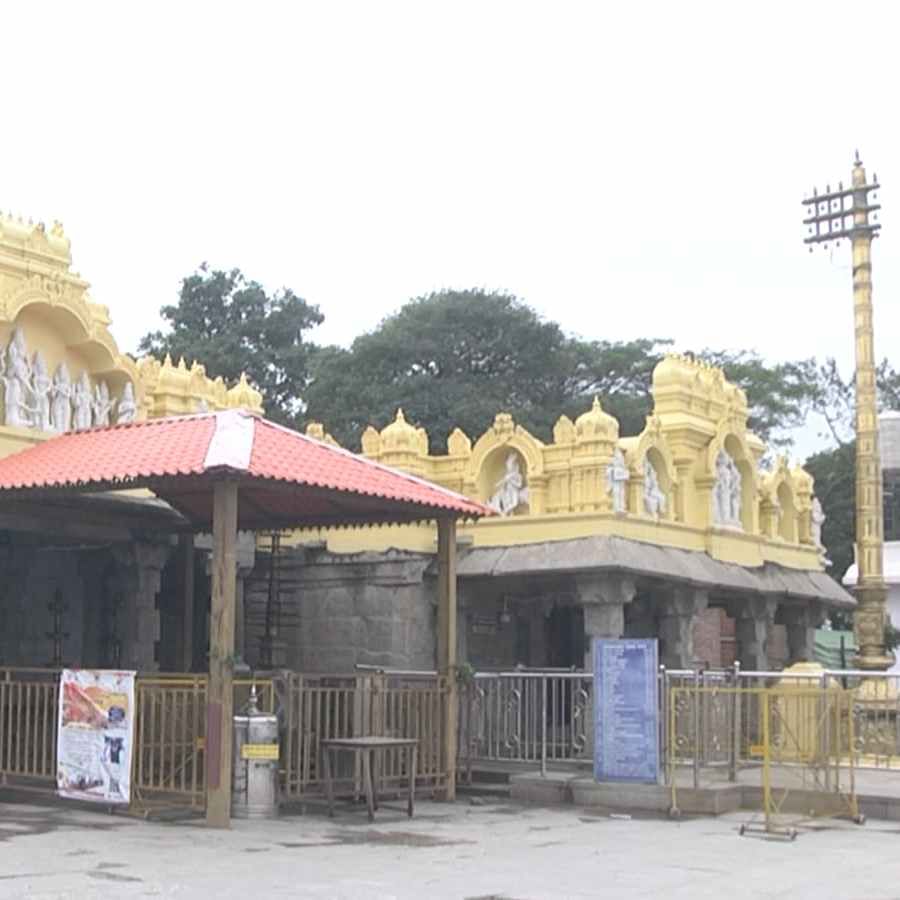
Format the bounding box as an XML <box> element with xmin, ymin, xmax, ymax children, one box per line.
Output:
<box><xmin>593</xmin><ymin>638</ymin><xmax>660</xmax><ymax>784</ymax></box>
<box><xmin>57</xmin><ymin>669</ymin><xmax>136</xmax><ymax>804</ymax></box>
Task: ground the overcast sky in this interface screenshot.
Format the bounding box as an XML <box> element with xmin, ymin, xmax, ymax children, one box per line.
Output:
<box><xmin>5</xmin><ymin>1</ymin><xmax>898</xmax><ymax>458</ymax></box>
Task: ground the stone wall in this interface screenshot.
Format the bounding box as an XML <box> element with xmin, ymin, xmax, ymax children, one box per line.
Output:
<box><xmin>0</xmin><ymin>544</ymin><xmax>87</xmax><ymax>667</ymax></box>
<box><xmin>243</xmin><ymin>547</ymin><xmax>437</xmax><ymax>673</ymax></box>
<box><xmin>0</xmin><ymin>539</ymin><xmax>168</xmax><ymax>670</ymax></box>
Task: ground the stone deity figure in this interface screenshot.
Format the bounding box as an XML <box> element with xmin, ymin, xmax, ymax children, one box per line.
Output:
<box><xmin>643</xmin><ymin>456</ymin><xmax>666</xmax><ymax>518</ymax></box>
<box><xmin>117</xmin><ymin>382</ymin><xmax>137</xmax><ymax>423</ymax></box>
<box><xmin>3</xmin><ymin>328</ymin><xmax>34</xmax><ymax>428</ymax></box>
<box><xmin>606</xmin><ymin>448</ymin><xmax>629</xmax><ymax>513</ymax></box>
<box><xmin>72</xmin><ymin>372</ymin><xmax>93</xmax><ymax>430</ymax></box>
<box><xmin>811</xmin><ymin>497</ymin><xmax>830</xmax><ymax>565</ymax></box>
<box><xmin>51</xmin><ymin>363</ymin><xmax>73</xmax><ymax>432</ymax></box>
<box><xmin>811</xmin><ymin>497</ymin><xmax>825</xmax><ymax>547</ymax></box>
<box><xmin>714</xmin><ymin>448</ymin><xmax>743</xmax><ymax>528</ymax></box>
<box><xmin>489</xmin><ymin>452</ymin><xmax>529</xmax><ymax>516</ymax></box>
<box><xmin>31</xmin><ymin>352</ymin><xmax>52</xmax><ymax>432</ymax></box>
<box><xmin>727</xmin><ymin>455</ymin><xmax>742</xmax><ymax>525</ymax></box>
<box><xmin>92</xmin><ymin>381</ymin><xmax>113</xmax><ymax>427</ymax></box>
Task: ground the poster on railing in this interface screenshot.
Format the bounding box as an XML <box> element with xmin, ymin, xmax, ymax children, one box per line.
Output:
<box><xmin>56</xmin><ymin>669</ymin><xmax>137</xmax><ymax>805</ymax></box>
<box><xmin>593</xmin><ymin>638</ymin><xmax>659</xmax><ymax>784</ymax></box>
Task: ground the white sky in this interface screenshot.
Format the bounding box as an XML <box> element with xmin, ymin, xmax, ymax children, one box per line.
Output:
<box><xmin>4</xmin><ymin>1</ymin><xmax>898</xmax><ymax>459</ymax></box>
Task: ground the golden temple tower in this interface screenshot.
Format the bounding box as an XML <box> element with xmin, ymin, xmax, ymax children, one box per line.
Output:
<box><xmin>803</xmin><ymin>153</ymin><xmax>893</xmax><ymax>669</ymax></box>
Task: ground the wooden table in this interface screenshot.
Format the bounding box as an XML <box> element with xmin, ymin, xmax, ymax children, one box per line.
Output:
<box><xmin>320</xmin><ymin>737</ymin><xmax>418</xmax><ymax>822</ymax></box>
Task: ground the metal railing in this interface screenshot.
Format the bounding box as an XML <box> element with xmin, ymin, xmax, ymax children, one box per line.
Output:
<box><xmin>459</xmin><ymin>666</ymin><xmax>900</xmax><ymax>777</ymax></box>
<box><xmin>459</xmin><ymin>671</ymin><xmax>593</xmax><ymax>777</ymax></box>
<box><xmin>0</xmin><ymin>668</ymin><xmax>275</xmax><ymax>807</ymax></box>
<box><xmin>0</xmin><ymin>668</ymin><xmax>59</xmax><ymax>786</ymax></box>
<box><xmin>281</xmin><ymin>671</ymin><xmax>450</xmax><ymax>800</ymax></box>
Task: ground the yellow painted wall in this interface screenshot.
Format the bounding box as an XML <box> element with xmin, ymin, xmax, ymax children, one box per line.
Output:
<box><xmin>0</xmin><ymin>210</ymin><xmax>263</xmax><ymax>455</ymax></box>
<box><xmin>301</xmin><ymin>354</ymin><xmax>823</xmax><ymax>573</ymax></box>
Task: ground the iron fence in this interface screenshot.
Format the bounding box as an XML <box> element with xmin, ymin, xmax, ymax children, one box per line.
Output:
<box><xmin>459</xmin><ymin>666</ymin><xmax>900</xmax><ymax>778</ymax></box>
<box><xmin>280</xmin><ymin>671</ymin><xmax>450</xmax><ymax>801</ymax></box>
<box><xmin>0</xmin><ymin>668</ymin><xmax>59</xmax><ymax>786</ymax></box>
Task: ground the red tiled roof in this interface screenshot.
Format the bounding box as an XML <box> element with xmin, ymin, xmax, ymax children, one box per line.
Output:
<box><xmin>0</xmin><ymin>410</ymin><xmax>491</xmax><ymax>529</ymax></box>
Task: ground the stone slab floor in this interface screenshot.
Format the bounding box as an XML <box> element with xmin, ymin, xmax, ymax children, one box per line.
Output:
<box><xmin>2</xmin><ymin>794</ymin><xmax>900</xmax><ymax>899</ymax></box>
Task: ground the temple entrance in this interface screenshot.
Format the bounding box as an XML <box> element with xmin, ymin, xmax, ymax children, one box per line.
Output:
<box><xmin>544</xmin><ymin>605</ymin><xmax>584</xmax><ymax>669</ymax></box>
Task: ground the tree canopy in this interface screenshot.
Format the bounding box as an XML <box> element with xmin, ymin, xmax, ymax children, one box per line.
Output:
<box><xmin>303</xmin><ymin>289</ymin><xmax>824</xmax><ymax>452</ymax></box>
<box><xmin>138</xmin><ymin>265</ymin><xmax>322</xmax><ymax>424</ymax></box>
<box><xmin>302</xmin><ymin>289</ymin><xmax>675</xmax><ymax>448</ymax></box>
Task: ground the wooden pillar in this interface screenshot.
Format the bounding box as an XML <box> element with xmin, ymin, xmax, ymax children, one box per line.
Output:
<box><xmin>206</xmin><ymin>480</ymin><xmax>238</xmax><ymax>828</ymax></box>
<box><xmin>179</xmin><ymin>534</ymin><xmax>195</xmax><ymax>672</ymax></box>
<box><xmin>437</xmin><ymin>517</ymin><xmax>457</xmax><ymax>801</ymax></box>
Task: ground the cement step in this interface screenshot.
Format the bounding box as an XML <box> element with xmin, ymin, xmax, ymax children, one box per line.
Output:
<box><xmin>457</xmin><ymin>781</ymin><xmax>512</xmax><ymax>800</ymax></box>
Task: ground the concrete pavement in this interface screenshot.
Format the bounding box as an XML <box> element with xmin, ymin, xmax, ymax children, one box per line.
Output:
<box><xmin>1</xmin><ymin>794</ymin><xmax>898</xmax><ymax>899</ymax></box>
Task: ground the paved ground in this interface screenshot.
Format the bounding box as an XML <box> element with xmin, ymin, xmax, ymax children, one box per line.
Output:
<box><xmin>2</xmin><ymin>794</ymin><xmax>900</xmax><ymax>899</ymax></box>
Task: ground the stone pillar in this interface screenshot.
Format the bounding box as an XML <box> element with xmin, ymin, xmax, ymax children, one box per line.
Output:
<box><xmin>575</xmin><ymin>574</ymin><xmax>636</xmax><ymax>671</ymax></box>
<box><xmin>780</xmin><ymin>602</ymin><xmax>826</xmax><ymax>665</ymax></box>
<box><xmin>734</xmin><ymin>596</ymin><xmax>777</xmax><ymax>671</ymax></box>
<box><xmin>575</xmin><ymin>574</ymin><xmax>635</xmax><ymax>759</ymax></box>
<box><xmin>625</xmin><ymin>595</ymin><xmax>657</xmax><ymax>639</ymax></box>
<box><xmin>177</xmin><ymin>535</ymin><xmax>195</xmax><ymax>672</ymax></box>
<box><xmin>456</xmin><ymin>582</ymin><xmax>472</xmax><ymax>665</ymax></box>
<box><xmin>113</xmin><ymin>541</ymin><xmax>171</xmax><ymax>672</ymax></box>
<box><xmin>658</xmin><ymin>588</ymin><xmax>708</xmax><ymax>669</ymax></box>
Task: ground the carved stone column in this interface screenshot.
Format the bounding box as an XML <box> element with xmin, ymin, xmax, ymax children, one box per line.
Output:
<box><xmin>575</xmin><ymin>574</ymin><xmax>636</xmax><ymax>758</ymax></box>
<box><xmin>658</xmin><ymin>588</ymin><xmax>708</xmax><ymax>669</ymax></box>
<box><xmin>734</xmin><ymin>596</ymin><xmax>777</xmax><ymax>671</ymax></box>
<box><xmin>575</xmin><ymin>575</ymin><xmax>636</xmax><ymax>671</ymax></box>
<box><xmin>112</xmin><ymin>541</ymin><xmax>171</xmax><ymax>672</ymax></box>
<box><xmin>780</xmin><ymin>602</ymin><xmax>826</xmax><ymax>665</ymax></box>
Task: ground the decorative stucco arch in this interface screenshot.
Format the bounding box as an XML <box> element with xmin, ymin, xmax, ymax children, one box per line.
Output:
<box><xmin>704</xmin><ymin>422</ymin><xmax>758</xmax><ymax>532</ymax></box>
<box><xmin>1</xmin><ymin>281</ymin><xmax>144</xmax><ymax>411</ymax></box>
<box><xmin>467</xmin><ymin>414</ymin><xmax>545</xmax><ymax>509</ymax></box>
<box><xmin>759</xmin><ymin>457</ymin><xmax>800</xmax><ymax>542</ymax></box>
<box><xmin>621</xmin><ymin>416</ymin><xmax>679</xmax><ymax>521</ymax></box>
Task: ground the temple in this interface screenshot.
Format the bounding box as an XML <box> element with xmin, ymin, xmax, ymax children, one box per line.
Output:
<box><xmin>0</xmin><ymin>209</ymin><xmax>852</xmax><ymax>677</ymax></box>
<box><xmin>0</xmin><ymin>211</ymin><xmax>262</xmax><ymax>670</ymax></box>
<box><xmin>252</xmin><ymin>360</ymin><xmax>852</xmax><ymax>675</ymax></box>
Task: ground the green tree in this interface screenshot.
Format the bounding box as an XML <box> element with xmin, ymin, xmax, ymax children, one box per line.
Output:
<box><xmin>138</xmin><ymin>265</ymin><xmax>323</xmax><ymax>424</ymax></box>
<box><xmin>303</xmin><ymin>288</ymin><xmax>815</xmax><ymax>452</ymax></box>
<box><xmin>697</xmin><ymin>350</ymin><xmax>818</xmax><ymax>451</ymax></box>
<box><xmin>305</xmin><ymin>289</ymin><xmax>595</xmax><ymax>447</ymax></box>
<box><xmin>798</xmin><ymin>358</ymin><xmax>900</xmax><ymax>604</ymax></box>
<box><xmin>804</xmin><ymin>440</ymin><xmax>856</xmax><ymax>583</ymax></box>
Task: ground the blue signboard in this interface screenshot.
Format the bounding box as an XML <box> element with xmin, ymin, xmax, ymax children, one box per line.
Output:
<box><xmin>593</xmin><ymin>638</ymin><xmax>659</xmax><ymax>784</ymax></box>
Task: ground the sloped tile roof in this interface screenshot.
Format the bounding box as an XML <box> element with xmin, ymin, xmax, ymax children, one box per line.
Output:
<box><xmin>0</xmin><ymin>410</ymin><xmax>490</xmax><ymax>529</ymax></box>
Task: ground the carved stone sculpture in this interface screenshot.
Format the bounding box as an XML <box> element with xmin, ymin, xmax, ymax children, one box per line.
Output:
<box><xmin>643</xmin><ymin>455</ymin><xmax>666</xmax><ymax>518</ymax></box>
<box><xmin>117</xmin><ymin>382</ymin><xmax>137</xmax><ymax>424</ymax></box>
<box><xmin>92</xmin><ymin>381</ymin><xmax>113</xmax><ymax>427</ymax></box>
<box><xmin>811</xmin><ymin>497</ymin><xmax>830</xmax><ymax>565</ymax></box>
<box><xmin>32</xmin><ymin>352</ymin><xmax>52</xmax><ymax>432</ymax></box>
<box><xmin>489</xmin><ymin>452</ymin><xmax>529</xmax><ymax>516</ymax></box>
<box><xmin>713</xmin><ymin>448</ymin><xmax>743</xmax><ymax>528</ymax></box>
<box><xmin>606</xmin><ymin>448</ymin><xmax>629</xmax><ymax>513</ymax></box>
<box><xmin>4</xmin><ymin>327</ymin><xmax>33</xmax><ymax>428</ymax></box>
<box><xmin>72</xmin><ymin>372</ymin><xmax>93</xmax><ymax>430</ymax></box>
<box><xmin>51</xmin><ymin>362</ymin><xmax>72</xmax><ymax>433</ymax></box>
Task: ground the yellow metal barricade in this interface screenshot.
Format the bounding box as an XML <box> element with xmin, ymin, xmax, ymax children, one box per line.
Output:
<box><xmin>668</xmin><ymin>683</ymin><xmax>863</xmax><ymax>840</ymax></box>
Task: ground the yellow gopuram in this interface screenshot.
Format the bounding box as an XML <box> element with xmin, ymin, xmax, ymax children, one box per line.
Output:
<box><xmin>310</xmin><ymin>356</ymin><xmax>816</xmax><ymax>570</ymax></box>
<box><xmin>0</xmin><ymin>210</ymin><xmax>262</xmax><ymax>462</ymax></box>
<box><xmin>301</xmin><ymin>355</ymin><xmax>850</xmax><ymax>672</ymax></box>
